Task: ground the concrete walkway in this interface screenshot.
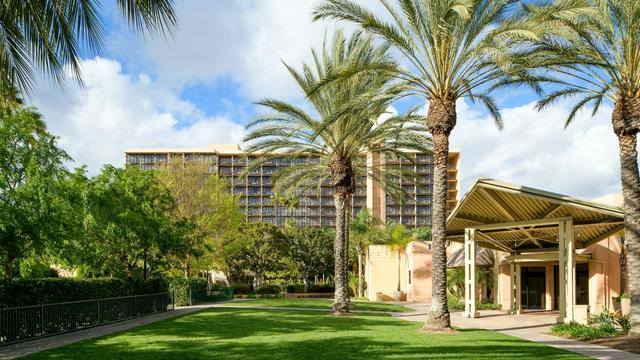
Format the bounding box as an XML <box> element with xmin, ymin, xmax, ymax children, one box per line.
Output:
<box><xmin>0</xmin><ymin>304</ymin><xmax>215</xmax><ymax>359</ymax></box>
<box><xmin>393</xmin><ymin>303</ymin><xmax>640</xmax><ymax>360</ymax></box>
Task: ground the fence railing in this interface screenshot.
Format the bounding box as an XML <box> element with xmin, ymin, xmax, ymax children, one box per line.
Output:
<box><xmin>0</xmin><ymin>292</ymin><xmax>172</xmax><ymax>346</ymax></box>
<box><xmin>188</xmin><ymin>288</ymin><xmax>234</xmax><ymax>306</ymax></box>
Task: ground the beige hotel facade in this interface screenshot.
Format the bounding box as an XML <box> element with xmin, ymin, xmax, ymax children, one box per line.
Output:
<box><xmin>125</xmin><ymin>144</ymin><xmax>461</xmax><ymax>228</ymax></box>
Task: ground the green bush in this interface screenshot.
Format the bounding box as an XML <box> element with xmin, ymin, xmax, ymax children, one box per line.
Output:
<box><xmin>230</xmin><ymin>283</ymin><xmax>252</xmax><ymax>295</ymax></box>
<box><xmin>478</xmin><ymin>302</ymin><xmax>502</xmax><ymax>310</ymax></box>
<box><xmin>0</xmin><ymin>278</ymin><xmax>168</xmax><ymax>308</ymax></box>
<box><xmin>286</xmin><ymin>284</ymin><xmax>306</xmax><ymax>293</ymax></box>
<box><xmin>307</xmin><ymin>284</ymin><xmax>334</xmax><ymax>293</ymax></box>
<box><xmin>447</xmin><ymin>296</ymin><xmax>464</xmax><ymax>310</ymax></box>
<box><xmin>256</xmin><ymin>284</ymin><xmax>281</xmax><ymax>295</ymax></box>
<box><xmin>447</xmin><ymin>296</ymin><xmax>501</xmax><ymax>311</ymax></box>
<box><xmin>167</xmin><ymin>277</ymin><xmax>208</xmax><ymax>306</ymax></box>
<box><xmin>590</xmin><ymin>310</ymin><xmax>631</xmax><ymax>333</ymax></box>
<box><xmin>551</xmin><ymin>321</ymin><xmax>620</xmax><ymax>341</ymax></box>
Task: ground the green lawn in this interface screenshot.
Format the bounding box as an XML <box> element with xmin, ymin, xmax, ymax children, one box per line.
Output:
<box><xmin>24</xmin><ymin>308</ymin><xmax>585</xmax><ymax>359</ymax></box>
<box><xmin>228</xmin><ymin>298</ymin><xmax>414</xmax><ymax>312</ymax></box>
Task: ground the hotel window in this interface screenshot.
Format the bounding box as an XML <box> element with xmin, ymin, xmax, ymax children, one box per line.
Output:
<box><xmin>219</xmin><ymin>157</ymin><xmax>232</xmax><ymax>165</ymax></box>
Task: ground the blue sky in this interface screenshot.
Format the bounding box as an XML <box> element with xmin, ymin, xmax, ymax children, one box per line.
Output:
<box><xmin>30</xmin><ymin>0</ymin><xmax>631</xmax><ymax>200</ymax></box>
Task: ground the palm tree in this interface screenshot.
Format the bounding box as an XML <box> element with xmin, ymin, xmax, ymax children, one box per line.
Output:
<box><xmin>243</xmin><ymin>30</ymin><xmax>429</xmax><ymax>313</ymax></box>
<box><xmin>313</xmin><ymin>0</ymin><xmax>533</xmax><ymax>328</ymax></box>
<box><xmin>0</xmin><ymin>0</ymin><xmax>176</xmax><ymax>94</ymax></box>
<box><xmin>386</xmin><ymin>222</ymin><xmax>412</xmax><ymax>299</ymax></box>
<box><xmin>350</xmin><ymin>208</ymin><xmax>385</xmax><ymax>297</ymax></box>
<box><xmin>521</xmin><ymin>0</ymin><xmax>640</xmax><ymax>334</ymax></box>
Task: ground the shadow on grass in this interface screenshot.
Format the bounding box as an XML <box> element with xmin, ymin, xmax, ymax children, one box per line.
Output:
<box><xmin>25</xmin><ymin>308</ymin><xmax>585</xmax><ymax>360</ymax></box>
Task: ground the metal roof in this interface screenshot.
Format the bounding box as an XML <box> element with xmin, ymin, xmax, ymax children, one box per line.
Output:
<box><xmin>446</xmin><ymin>179</ymin><xmax>624</xmax><ymax>251</ymax></box>
<box><xmin>447</xmin><ymin>247</ymin><xmax>494</xmax><ymax>268</ymax></box>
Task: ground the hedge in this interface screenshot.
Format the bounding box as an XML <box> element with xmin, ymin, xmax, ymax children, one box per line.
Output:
<box><xmin>256</xmin><ymin>285</ymin><xmax>281</xmax><ymax>295</ymax></box>
<box><xmin>0</xmin><ymin>278</ymin><xmax>168</xmax><ymax>308</ymax></box>
<box><xmin>285</xmin><ymin>284</ymin><xmax>334</xmax><ymax>294</ymax></box>
<box><xmin>230</xmin><ymin>283</ymin><xmax>252</xmax><ymax>295</ymax></box>
<box><xmin>167</xmin><ymin>278</ymin><xmax>208</xmax><ymax>306</ymax></box>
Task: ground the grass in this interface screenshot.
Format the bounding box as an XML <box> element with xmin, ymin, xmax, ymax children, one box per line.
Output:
<box><xmin>24</xmin><ymin>308</ymin><xmax>586</xmax><ymax>359</ymax></box>
<box><xmin>228</xmin><ymin>298</ymin><xmax>415</xmax><ymax>312</ymax></box>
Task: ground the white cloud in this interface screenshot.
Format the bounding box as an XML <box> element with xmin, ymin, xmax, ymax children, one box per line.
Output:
<box><xmin>111</xmin><ymin>0</ymin><xmax>372</xmax><ymax>100</ymax></box>
<box><xmin>32</xmin><ymin>57</ymin><xmax>245</xmax><ymax>174</ymax></box>
<box><xmin>450</xmin><ymin>99</ymin><xmax>636</xmax><ymax>199</ymax></box>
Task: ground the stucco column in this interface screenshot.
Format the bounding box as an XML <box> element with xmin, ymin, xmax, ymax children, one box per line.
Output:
<box><xmin>545</xmin><ymin>263</ymin><xmax>554</xmax><ymax>311</ymax></box>
<box><xmin>464</xmin><ymin>228</ymin><xmax>479</xmax><ymax>318</ymax></box>
<box><xmin>565</xmin><ymin>218</ymin><xmax>575</xmax><ymax>323</ymax></box>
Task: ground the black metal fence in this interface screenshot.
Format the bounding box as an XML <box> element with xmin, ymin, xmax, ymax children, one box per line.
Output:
<box><xmin>0</xmin><ymin>292</ymin><xmax>172</xmax><ymax>346</ymax></box>
<box><xmin>188</xmin><ymin>288</ymin><xmax>234</xmax><ymax>306</ymax></box>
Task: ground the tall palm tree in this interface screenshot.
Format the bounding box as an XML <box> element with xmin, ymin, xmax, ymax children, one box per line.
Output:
<box><xmin>386</xmin><ymin>222</ymin><xmax>412</xmax><ymax>297</ymax></box>
<box><xmin>350</xmin><ymin>208</ymin><xmax>385</xmax><ymax>297</ymax></box>
<box><xmin>521</xmin><ymin>0</ymin><xmax>640</xmax><ymax>334</ymax></box>
<box><xmin>0</xmin><ymin>0</ymin><xmax>176</xmax><ymax>94</ymax></box>
<box><xmin>313</xmin><ymin>0</ymin><xmax>534</xmax><ymax>328</ymax></box>
<box><xmin>243</xmin><ymin>30</ymin><xmax>429</xmax><ymax>313</ymax></box>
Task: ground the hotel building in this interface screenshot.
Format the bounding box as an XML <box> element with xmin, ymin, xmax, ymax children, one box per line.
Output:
<box><xmin>124</xmin><ymin>144</ymin><xmax>460</xmax><ymax>228</ymax></box>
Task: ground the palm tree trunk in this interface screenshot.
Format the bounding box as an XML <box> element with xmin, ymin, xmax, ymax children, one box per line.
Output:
<box><xmin>425</xmin><ymin>96</ymin><xmax>456</xmax><ymax>329</ymax></box>
<box><xmin>330</xmin><ymin>156</ymin><xmax>354</xmax><ymax>314</ymax></box>
<box><xmin>617</xmin><ymin>132</ymin><xmax>640</xmax><ymax>335</ymax></box>
<box><xmin>357</xmin><ymin>249</ymin><xmax>363</xmax><ymax>297</ymax></box>
<box><xmin>333</xmin><ymin>191</ymin><xmax>351</xmax><ymax>313</ymax></box>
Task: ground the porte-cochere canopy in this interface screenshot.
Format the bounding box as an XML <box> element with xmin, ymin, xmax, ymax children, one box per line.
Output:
<box><xmin>446</xmin><ymin>178</ymin><xmax>624</xmax><ymax>252</ymax></box>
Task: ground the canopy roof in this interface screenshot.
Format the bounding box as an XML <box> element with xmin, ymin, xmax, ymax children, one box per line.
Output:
<box><xmin>446</xmin><ymin>179</ymin><xmax>624</xmax><ymax>252</ymax></box>
<box><xmin>448</xmin><ymin>247</ymin><xmax>494</xmax><ymax>268</ymax></box>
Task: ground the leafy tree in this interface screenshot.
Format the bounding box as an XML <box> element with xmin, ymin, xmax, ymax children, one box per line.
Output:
<box><xmin>350</xmin><ymin>208</ymin><xmax>385</xmax><ymax>297</ymax></box>
<box><xmin>521</xmin><ymin>0</ymin><xmax>640</xmax><ymax>334</ymax></box>
<box><xmin>243</xmin><ymin>30</ymin><xmax>428</xmax><ymax>313</ymax></box>
<box><xmin>284</xmin><ymin>222</ymin><xmax>334</xmax><ymax>291</ymax></box>
<box><xmin>314</xmin><ymin>0</ymin><xmax>534</xmax><ymax>328</ymax></box>
<box><xmin>0</xmin><ymin>105</ymin><xmax>70</xmax><ymax>278</ymax></box>
<box><xmin>84</xmin><ymin>165</ymin><xmax>177</xmax><ymax>278</ymax></box>
<box><xmin>0</xmin><ymin>0</ymin><xmax>176</xmax><ymax>94</ymax></box>
<box><xmin>156</xmin><ymin>160</ymin><xmax>243</xmax><ymax>277</ymax></box>
<box><xmin>223</xmin><ymin>222</ymin><xmax>288</xmax><ymax>288</ymax></box>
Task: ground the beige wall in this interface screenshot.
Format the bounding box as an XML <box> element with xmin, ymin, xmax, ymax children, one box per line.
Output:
<box><xmin>406</xmin><ymin>242</ymin><xmax>432</xmax><ymax>302</ymax></box>
<box><xmin>366</xmin><ymin>245</ymin><xmax>409</xmax><ymax>301</ymax></box>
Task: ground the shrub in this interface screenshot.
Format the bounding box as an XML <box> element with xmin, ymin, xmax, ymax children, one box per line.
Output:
<box><xmin>256</xmin><ymin>284</ymin><xmax>281</xmax><ymax>295</ymax></box>
<box><xmin>285</xmin><ymin>284</ymin><xmax>306</xmax><ymax>293</ymax></box>
<box><xmin>551</xmin><ymin>321</ymin><xmax>620</xmax><ymax>341</ymax></box>
<box><xmin>307</xmin><ymin>284</ymin><xmax>334</xmax><ymax>293</ymax></box>
<box><xmin>591</xmin><ymin>310</ymin><xmax>631</xmax><ymax>333</ymax></box>
<box><xmin>0</xmin><ymin>278</ymin><xmax>168</xmax><ymax>308</ymax></box>
<box><xmin>447</xmin><ymin>296</ymin><xmax>464</xmax><ymax>311</ymax></box>
<box><xmin>446</xmin><ymin>296</ymin><xmax>501</xmax><ymax>311</ymax></box>
<box><xmin>167</xmin><ymin>277</ymin><xmax>208</xmax><ymax>306</ymax></box>
<box><xmin>230</xmin><ymin>283</ymin><xmax>252</xmax><ymax>295</ymax></box>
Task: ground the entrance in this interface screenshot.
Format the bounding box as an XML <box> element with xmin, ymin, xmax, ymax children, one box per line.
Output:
<box><xmin>521</xmin><ymin>267</ymin><xmax>545</xmax><ymax>309</ymax></box>
<box><xmin>553</xmin><ymin>263</ymin><xmax>589</xmax><ymax>309</ymax></box>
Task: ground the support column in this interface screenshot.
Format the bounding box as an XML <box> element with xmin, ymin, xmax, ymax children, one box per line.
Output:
<box><xmin>509</xmin><ymin>261</ymin><xmax>522</xmax><ymax>314</ymax></box>
<box><xmin>558</xmin><ymin>221</ymin><xmax>566</xmax><ymax>323</ymax></box>
<box><xmin>464</xmin><ymin>228</ymin><xmax>479</xmax><ymax>318</ymax></box>
<box><xmin>565</xmin><ymin>218</ymin><xmax>575</xmax><ymax>323</ymax></box>
<box><xmin>515</xmin><ymin>263</ymin><xmax>522</xmax><ymax>314</ymax></box>
<box><xmin>558</xmin><ymin>218</ymin><xmax>575</xmax><ymax>323</ymax></box>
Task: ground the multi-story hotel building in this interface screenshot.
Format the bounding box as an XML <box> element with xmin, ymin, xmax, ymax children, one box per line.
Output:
<box><xmin>124</xmin><ymin>144</ymin><xmax>460</xmax><ymax>228</ymax></box>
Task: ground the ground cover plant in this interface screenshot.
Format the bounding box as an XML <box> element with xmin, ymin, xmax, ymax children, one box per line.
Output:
<box><xmin>24</xmin><ymin>308</ymin><xmax>585</xmax><ymax>360</ymax></box>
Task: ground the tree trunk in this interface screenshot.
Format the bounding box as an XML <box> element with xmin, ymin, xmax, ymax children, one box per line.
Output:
<box><xmin>425</xmin><ymin>96</ymin><xmax>456</xmax><ymax>329</ymax></box>
<box><xmin>357</xmin><ymin>249</ymin><xmax>363</xmax><ymax>298</ymax></box>
<box><xmin>397</xmin><ymin>250</ymin><xmax>402</xmax><ymax>292</ymax></box>
<box><xmin>617</xmin><ymin>132</ymin><xmax>640</xmax><ymax>335</ymax></box>
<box><xmin>330</xmin><ymin>156</ymin><xmax>354</xmax><ymax>314</ymax></box>
<box><xmin>333</xmin><ymin>191</ymin><xmax>351</xmax><ymax>313</ymax></box>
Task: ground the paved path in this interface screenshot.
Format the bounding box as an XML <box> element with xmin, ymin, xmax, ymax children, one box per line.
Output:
<box><xmin>0</xmin><ymin>304</ymin><xmax>215</xmax><ymax>359</ymax></box>
<box><xmin>393</xmin><ymin>303</ymin><xmax>640</xmax><ymax>360</ymax></box>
